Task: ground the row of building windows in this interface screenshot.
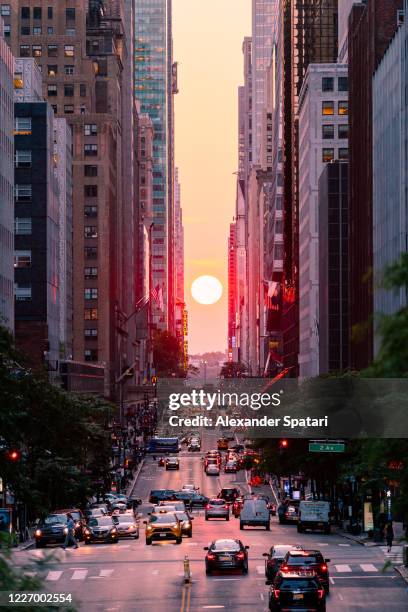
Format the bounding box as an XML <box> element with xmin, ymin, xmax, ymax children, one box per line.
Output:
<box><xmin>322</xmin><ymin>100</ymin><xmax>348</xmax><ymax>116</ymax></box>
<box><xmin>322</xmin><ymin>147</ymin><xmax>349</xmax><ymax>163</ymax></box>
<box><xmin>20</xmin><ymin>26</ymin><xmax>76</xmax><ymax>36</ymax></box>
<box><xmin>322</xmin><ymin>76</ymin><xmax>348</xmax><ymax>92</ymax></box>
<box><xmin>1</xmin><ymin>6</ymin><xmax>76</xmax><ymax>21</ymax></box>
<box><xmin>322</xmin><ymin>124</ymin><xmax>348</xmax><ymax>139</ymax></box>
<box><xmin>19</xmin><ymin>44</ymin><xmax>75</xmax><ymax>58</ymax></box>
<box><xmin>47</xmin><ymin>83</ymin><xmax>86</xmax><ymax>97</ymax></box>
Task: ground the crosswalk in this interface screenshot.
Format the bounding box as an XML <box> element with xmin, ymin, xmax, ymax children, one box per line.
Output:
<box><xmin>380</xmin><ymin>545</ymin><xmax>403</xmax><ymax>564</ymax></box>
<box><xmin>256</xmin><ymin>563</ymin><xmax>393</xmax><ymax>576</ymax></box>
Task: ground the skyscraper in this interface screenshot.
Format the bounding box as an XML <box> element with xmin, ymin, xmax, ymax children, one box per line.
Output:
<box><xmin>135</xmin><ymin>0</ymin><xmax>176</xmax><ymax>332</ymax></box>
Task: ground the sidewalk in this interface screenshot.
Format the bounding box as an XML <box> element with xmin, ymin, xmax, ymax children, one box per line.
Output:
<box><xmin>126</xmin><ymin>458</ymin><xmax>145</xmax><ymax>497</ymax></box>
<box><xmin>338</xmin><ymin>521</ymin><xmax>405</xmax><ymax>547</ymax></box>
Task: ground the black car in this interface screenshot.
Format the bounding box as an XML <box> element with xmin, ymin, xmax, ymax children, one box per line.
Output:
<box><xmin>263</xmin><ymin>545</ymin><xmax>303</xmax><ymax>581</ymax></box>
<box><xmin>281</xmin><ymin>549</ymin><xmax>331</xmax><ymax>592</ymax></box>
<box><xmin>173</xmin><ymin>491</ymin><xmax>209</xmax><ymax>507</ymax></box>
<box><xmin>204</xmin><ymin>539</ymin><xmax>249</xmax><ymax>575</ymax></box>
<box><xmin>54</xmin><ymin>508</ymin><xmax>85</xmax><ymax>540</ymax></box>
<box><xmin>278</xmin><ymin>499</ymin><xmax>300</xmax><ymax>524</ymax></box>
<box><xmin>84</xmin><ymin>516</ymin><xmax>119</xmax><ymax>544</ymax></box>
<box><xmin>218</xmin><ymin>487</ymin><xmax>241</xmax><ymax>503</ymax></box>
<box><xmin>149</xmin><ymin>489</ymin><xmax>176</xmax><ymax>504</ymax></box>
<box><xmin>165</xmin><ymin>458</ymin><xmax>180</xmax><ymax>470</ymax></box>
<box><xmin>35</xmin><ymin>514</ymin><xmax>68</xmax><ymax>548</ymax></box>
<box><xmin>267</xmin><ymin>571</ymin><xmax>326</xmax><ymax>611</ymax></box>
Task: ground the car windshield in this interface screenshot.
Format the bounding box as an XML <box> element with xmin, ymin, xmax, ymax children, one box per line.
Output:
<box><xmin>88</xmin><ymin>517</ymin><xmax>113</xmax><ymax>527</ymax></box>
<box><xmin>280</xmin><ymin>578</ymin><xmax>318</xmax><ymax>590</ymax></box>
<box><xmin>221</xmin><ymin>489</ymin><xmax>235</xmax><ymax>495</ymax></box>
<box><xmin>287</xmin><ymin>555</ymin><xmax>320</xmax><ymax>565</ymax></box>
<box><xmin>43</xmin><ymin>514</ymin><xmax>67</xmax><ymax>525</ymax></box>
<box><xmin>210</xmin><ymin>500</ymin><xmax>225</xmax><ymax>506</ymax></box>
<box><xmin>272</xmin><ymin>546</ymin><xmax>292</xmax><ymax>557</ymax></box>
<box><xmin>112</xmin><ymin>516</ymin><xmax>133</xmax><ymax>524</ymax></box>
<box><xmin>149</xmin><ymin>514</ymin><xmax>177</xmax><ymax>524</ymax></box>
<box><xmin>213</xmin><ymin>540</ymin><xmax>240</xmax><ymax>551</ymax></box>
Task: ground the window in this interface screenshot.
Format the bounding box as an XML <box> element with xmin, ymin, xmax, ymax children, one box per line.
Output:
<box><xmin>84</xmin><ymin>329</ymin><xmax>98</xmax><ymax>338</ymax></box>
<box><xmin>84</xmin><ymin>165</ymin><xmax>98</xmax><ymax>177</ymax></box>
<box><xmin>322</xmin><ymin>77</ymin><xmax>334</xmax><ymax>92</ymax></box>
<box><xmin>84</xmin><ymin>124</ymin><xmax>97</xmax><ymax>136</ymax></box>
<box><xmin>84</xmin><ymin>288</ymin><xmax>98</xmax><ymax>300</ymax></box>
<box><xmin>47</xmin><ymin>26</ymin><xmax>53</xmax><ymax>34</ymax></box>
<box><xmin>3</xmin><ymin>24</ymin><xmax>10</xmax><ymax>37</ymax></box>
<box><xmin>15</xmin><ymin>284</ymin><xmax>32</xmax><ymax>301</ymax></box>
<box><xmin>84</xmin><ymin>267</ymin><xmax>98</xmax><ymax>279</ymax></box>
<box><xmin>84</xmin><ymin>349</ymin><xmax>98</xmax><ymax>361</ymax></box>
<box><xmin>274</xmin><ymin>244</ymin><xmax>284</xmax><ymax>260</ymax></box>
<box><xmin>80</xmin><ymin>105</ymin><xmax>86</xmax><ymax>114</ymax></box>
<box><xmin>21</xmin><ymin>7</ymin><xmax>30</xmax><ymax>19</ymax></box>
<box><xmin>14</xmin><ymin>72</ymin><xmax>23</xmax><ymax>89</ymax></box>
<box><xmin>84</xmin><ymin>308</ymin><xmax>98</xmax><ymax>320</ymax></box>
<box><xmin>322</xmin><ymin>148</ymin><xmax>334</xmax><ymax>163</ymax></box>
<box><xmin>48</xmin><ymin>45</ymin><xmax>58</xmax><ymax>57</ymax></box>
<box><xmin>322</xmin><ymin>124</ymin><xmax>334</xmax><ymax>139</ymax></box>
<box><xmin>85</xmin><ymin>247</ymin><xmax>97</xmax><ymax>259</ymax></box>
<box><xmin>21</xmin><ymin>26</ymin><xmax>30</xmax><ymax>35</ymax></box>
<box><xmin>32</xmin><ymin>45</ymin><xmax>42</xmax><ymax>57</ymax></box>
<box><xmin>66</xmin><ymin>7</ymin><xmax>76</xmax><ymax>21</ymax></box>
<box><xmin>15</xmin><ymin>185</ymin><xmax>32</xmax><ymax>201</ymax></box>
<box><xmin>338</xmin><ymin>124</ymin><xmax>348</xmax><ymax>139</ymax></box>
<box><xmin>84</xmin><ymin>205</ymin><xmax>98</xmax><ymax>217</ymax></box>
<box><xmin>85</xmin><ymin>226</ymin><xmax>98</xmax><ymax>239</ymax></box>
<box><xmin>33</xmin><ymin>26</ymin><xmax>42</xmax><ymax>35</ymax></box>
<box><xmin>14</xmin><ymin>250</ymin><xmax>31</xmax><ymax>268</ymax></box>
<box><xmin>47</xmin><ymin>7</ymin><xmax>53</xmax><ymax>19</ymax></box>
<box><xmin>66</xmin><ymin>28</ymin><xmax>76</xmax><ymax>36</ymax></box>
<box><xmin>33</xmin><ymin>7</ymin><xmax>42</xmax><ymax>19</ymax></box>
<box><xmin>64</xmin><ymin>65</ymin><xmax>74</xmax><ymax>75</ymax></box>
<box><xmin>64</xmin><ymin>45</ymin><xmax>74</xmax><ymax>57</ymax></box>
<box><xmin>64</xmin><ymin>104</ymin><xmax>74</xmax><ymax>114</ymax></box>
<box><xmin>338</xmin><ymin>76</ymin><xmax>348</xmax><ymax>92</ymax></box>
<box><xmin>15</xmin><ymin>150</ymin><xmax>32</xmax><ymax>168</ymax></box>
<box><xmin>338</xmin><ymin>147</ymin><xmax>349</xmax><ymax>160</ymax></box>
<box><xmin>275</xmin><ymin>220</ymin><xmax>284</xmax><ymax>234</ymax></box>
<box><xmin>15</xmin><ymin>117</ymin><xmax>32</xmax><ymax>134</ymax></box>
<box><xmin>338</xmin><ymin>100</ymin><xmax>348</xmax><ymax>116</ymax></box>
<box><xmin>80</xmin><ymin>84</ymin><xmax>86</xmax><ymax>97</ymax></box>
<box><xmin>322</xmin><ymin>101</ymin><xmax>334</xmax><ymax>116</ymax></box>
<box><xmin>20</xmin><ymin>45</ymin><xmax>30</xmax><ymax>57</ymax></box>
<box><xmin>84</xmin><ymin>144</ymin><xmax>98</xmax><ymax>156</ymax></box>
<box><xmin>1</xmin><ymin>5</ymin><xmax>10</xmax><ymax>17</ymax></box>
<box><xmin>276</xmin><ymin>196</ymin><xmax>283</xmax><ymax>210</ymax></box>
<box><xmin>64</xmin><ymin>84</ymin><xmax>74</xmax><ymax>97</ymax></box>
<box><xmin>48</xmin><ymin>65</ymin><xmax>58</xmax><ymax>76</ymax></box>
<box><xmin>47</xmin><ymin>84</ymin><xmax>57</xmax><ymax>96</ymax></box>
<box><xmin>15</xmin><ymin>218</ymin><xmax>32</xmax><ymax>235</ymax></box>
<box><xmin>84</xmin><ymin>185</ymin><xmax>98</xmax><ymax>197</ymax></box>
<box><xmin>51</xmin><ymin>104</ymin><xmax>57</xmax><ymax>114</ymax></box>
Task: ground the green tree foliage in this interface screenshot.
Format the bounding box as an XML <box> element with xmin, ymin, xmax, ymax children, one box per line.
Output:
<box><xmin>153</xmin><ymin>330</ymin><xmax>184</xmax><ymax>377</ymax></box>
<box><xmin>220</xmin><ymin>361</ymin><xmax>248</xmax><ymax>378</ymax></box>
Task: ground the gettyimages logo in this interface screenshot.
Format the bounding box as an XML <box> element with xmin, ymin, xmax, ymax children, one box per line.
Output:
<box><xmin>168</xmin><ymin>389</ymin><xmax>283</xmax><ymax>411</ymax></box>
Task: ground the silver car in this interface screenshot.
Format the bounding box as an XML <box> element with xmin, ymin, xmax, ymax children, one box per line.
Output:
<box><xmin>112</xmin><ymin>514</ymin><xmax>139</xmax><ymax>538</ymax></box>
<box><xmin>205</xmin><ymin>499</ymin><xmax>230</xmax><ymax>521</ymax></box>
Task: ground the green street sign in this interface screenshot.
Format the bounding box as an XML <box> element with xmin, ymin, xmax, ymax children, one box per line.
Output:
<box><xmin>309</xmin><ymin>442</ymin><xmax>345</xmax><ymax>453</ymax></box>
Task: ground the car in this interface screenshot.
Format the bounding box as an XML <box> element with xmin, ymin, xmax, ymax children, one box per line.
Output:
<box><xmin>175</xmin><ymin>511</ymin><xmax>194</xmax><ymax>537</ymax></box>
<box><xmin>144</xmin><ymin>512</ymin><xmax>182</xmax><ymax>545</ymax></box>
<box><xmin>205</xmin><ymin>499</ymin><xmax>230</xmax><ymax>521</ymax></box>
<box><xmin>166</xmin><ymin>457</ymin><xmax>180</xmax><ymax>470</ymax></box>
<box><xmin>224</xmin><ymin>460</ymin><xmax>237</xmax><ymax>473</ymax></box>
<box><xmin>188</xmin><ymin>438</ymin><xmax>201</xmax><ymax>451</ymax></box>
<box><xmin>158</xmin><ymin>457</ymin><xmax>166</xmax><ymax>466</ymax></box>
<box><xmin>263</xmin><ymin>545</ymin><xmax>303</xmax><ymax>581</ymax></box>
<box><xmin>149</xmin><ymin>489</ymin><xmax>176</xmax><ymax>504</ymax></box>
<box><xmin>154</xmin><ymin>502</ymin><xmax>186</xmax><ymax>512</ymax></box>
<box><xmin>173</xmin><ymin>491</ymin><xmax>209</xmax><ymax>507</ymax></box>
<box><xmin>240</xmin><ymin>498</ymin><xmax>270</xmax><ymax>530</ymax></box>
<box><xmin>182</xmin><ymin>483</ymin><xmax>199</xmax><ymax>491</ymax></box>
<box><xmin>269</xmin><ymin>503</ymin><xmax>277</xmax><ymax>516</ymax></box>
<box><xmin>267</xmin><ymin>571</ymin><xmax>326</xmax><ymax>611</ymax></box>
<box><xmin>84</xmin><ymin>516</ymin><xmax>118</xmax><ymax>544</ymax></box>
<box><xmin>206</xmin><ymin>463</ymin><xmax>220</xmax><ymax>476</ymax></box>
<box><xmin>278</xmin><ymin>499</ymin><xmax>300</xmax><ymax>524</ymax></box>
<box><xmin>281</xmin><ymin>550</ymin><xmax>331</xmax><ymax>593</ymax></box>
<box><xmin>218</xmin><ymin>487</ymin><xmax>241</xmax><ymax>503</ymax></box>
<box><xmin>84</xmin><ymin>508</ymin><xmax>106</xmax><ymax>522</ymax></box>
<box><xmin>90</xmin><ymin>502</ymin><xmax>109</xmax><ymax>515</ymax></box>
<box><xmin>35</xmin><ymin>514</ymin><xmax>69</xmax><ymax>548</ymax></box>
<box><xmin>53</xmin><ymin>508</ymin><xmax>85</xmax><ymax>540</ymax></box>
<box><xmin>110</xmin><ymin>500</ymin><xmax>127</xmax><ymax>513</ymax></box>
<box><xmin>112</xmin><ymin>514</ymin><xmax>139</xmax><ymax>538</ymax></box>
<box><xmin>206</xmin><ymin>449</ymin><xmax>221</xmax><ymax>459</ymax></box>
<box><xmin>204</xmin><ymin>539</ymin><xmax>249</xmax><ymax>575</ymax></box>
<box><xmin>217</xmin><ymin>438</ymin><xmax>229</xmax><ymax>451</ymax></box>
<box><xmin>205</xmin><ymin>458</ymin><xmax>221</xmax><ymax>471</ymax></box>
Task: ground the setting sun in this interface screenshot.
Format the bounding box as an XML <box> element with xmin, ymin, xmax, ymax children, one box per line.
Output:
<box><xmin>191</xmin><ymin>275</ymin><xmax>223</xmax><ymax>305</ymax></box>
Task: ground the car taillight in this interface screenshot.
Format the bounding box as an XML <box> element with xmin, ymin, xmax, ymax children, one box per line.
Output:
<box><xmin>207</xmin><ymin>553</ymin><xmax>216</xmax><ymax>560</ymax></box>
<box><xmin>321</xmin><ymin>564</ymin><xmax>327</xmax><ymax>572</ymax></box>
<box><xmin>318</xmin><ymin>589</ymin><xmax>324</xmax><ymax>599</ymax></box>
<box><xmin>223</xmin><ymin>505</ymin><xmax>228</xmax><ymax>509</ymax></box>
<box><xmin>274</xmin><ymin>589</ymin><xmax>280</xmax><ymax>600</ymax></box>
<box><xmin>237</xmin><ymin>552</ymin><xmax>245</xmax><ymax>560</ymax></box>
<box><xmin>205</xmin><ymin>505</ymin><xmax>210</xmax><ymax>509</ymax></box>
<box><xmin>281</xmin><ymin>565</ymin><xmax>289</xmax><ymax>571</ymax></box>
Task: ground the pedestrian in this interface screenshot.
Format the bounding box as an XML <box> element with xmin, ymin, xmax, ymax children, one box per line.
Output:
<box><xmin>385</xmin><ymin>521</ymin><xmax>394</xmax><ymax>552</ymax></box>
<box><xmin>62</xmin><ymin>513</ymin><xmax>78</xmax><ymax>550</ymax></box>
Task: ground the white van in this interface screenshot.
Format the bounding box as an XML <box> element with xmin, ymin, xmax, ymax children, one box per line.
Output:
<box><xmin>240</xmin><ymin>499</ymin><xmax>270</xmax><ymax>530</ymax></box>
<box><xmin>297</xmin><ymin>501</ymin><xmax>331</xmax><ymax>534</ymax></box>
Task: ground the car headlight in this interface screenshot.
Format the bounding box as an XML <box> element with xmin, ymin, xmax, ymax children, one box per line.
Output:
<box><xmin>146</xmin><ymin>525</ymin><xmax>153</xmax><ymax>532</ymax></box>
<box><xmin>111</xmin><ymin>527</ymin><xmax>117</xmax><ymax>534</ymax></box>
<box><xmin>84</xmin><ymin>528</ymin><xmax>91</xmax><ymax>535</ymax></box>
<box><xmin>35</xmin><ymin>529</ymin><xmax>42</xmax><ymax>537</ymax></box>
<box><xmin>63</xmin><ymin>527</ymin><xmax>68</xmax><ymax>535</ymax></box>
<box><xmin>183</xmin><ymin>521</ymin><xmax>191</xmax><ymax>528</ymax></box>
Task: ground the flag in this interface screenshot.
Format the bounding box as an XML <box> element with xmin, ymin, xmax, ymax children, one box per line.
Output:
<box><xmin>151</xmin><ymin>285</ymin><xmax>160</xmax><ymax>306</ymax></box>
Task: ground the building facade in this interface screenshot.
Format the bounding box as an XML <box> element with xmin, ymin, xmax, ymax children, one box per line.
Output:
<box><xmin>0</xmin><ymin>21</ymin><xmax>14</xmax><ymax>330</ymax></box>
<box><xmin>298</xmin><ymin>63</ymin><xmax>348</xmax><ymax>378</ymax></box>
<box><xmin>338</xmin><ymin>0</ymin><xmax>355</xmax><ymax>62</ymax></box>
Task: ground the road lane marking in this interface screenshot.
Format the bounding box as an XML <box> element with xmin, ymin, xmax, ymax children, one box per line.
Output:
<box><xmin>329</xmin><ymin>577</ymin><xmax>335</xmax><ymax>585</ymax></box>
<box><xmin>99</xmin><ymin>569</ymin><xmax>114</xmax><ymax>578</ymax></box>
<box><xmin>256</xmin><ymin>566</ymin><xmax>264</xmax><ymax>575</ymax></box>
<box><xmin>212</xmin><ymin>578</ymin><xmax>240</xmax><ymax>581</ymax></box>
<box><xmin>152</xmin><ymin>569</ymin><xmax>159</xmax><ymax>575</ymax></box>
<box><xmin>338</xmin><ymin>543</ymin><xmax>350</xmax><ymax>547</ymax></box>
<box><xmin>338</xmin><ymin>593</ymin><xmax>344</xmax><ymax>600</ymax></box>
<box><xmin>46</xmin><ymin>571</ymin><xmax>62</xmax><ymax>581</ymax></box>
<box><xmin>202</xmin><ymin>607</ymin><xmax>225</xmax><ymax>609</ymax></box>
<box><xmin>260</xmin><ymin>593</ymin><xmax>264</xmax><ymax>601</ymax></box>
<box><xmin>331</xmin><ymin>575</ymin><xmax>396</xmax><ymax>580</ymax></box>
<box><xmin>180</xmin><ymin>583</ymin><xmax>186</xmax><ymax>612</ymax></box>
<box><xmin>360</xmin><ymin>564</ymin><xmax>378</xmax><ymax>572</ymax></box>
<box><xmin>334</xmin><ymin>564</ymin><xmax>352</xmax><ymax>572</ymax></box>
<box><xmin>316</xmin><ymin>543</ymin><xmax>329</xmax><ymax>546</ymax></box>
<box><xmin>71</xmin><ymin>569</ymin><xmax>88</xmax><ymax>580</ymax></box>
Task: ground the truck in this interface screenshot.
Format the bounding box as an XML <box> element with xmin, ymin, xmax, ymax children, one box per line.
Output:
<box><xmin>297</xmin><ymin>500</ymin><xmax>331</xmax><ymax>534</ymax></box>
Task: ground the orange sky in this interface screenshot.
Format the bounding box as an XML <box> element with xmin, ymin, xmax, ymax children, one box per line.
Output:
<box><xmin>173</xmin><ymin>0</ymin><xmax>251</xmax><ymax>354</ymax></box>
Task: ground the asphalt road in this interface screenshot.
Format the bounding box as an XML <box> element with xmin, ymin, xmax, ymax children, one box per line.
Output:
<box><xmin>13</xmin><ymin>429</ymin><xmax>408</xmax><ymax>611</ymax></box>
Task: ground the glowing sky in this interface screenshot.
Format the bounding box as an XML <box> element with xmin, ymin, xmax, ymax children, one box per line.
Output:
<box><xmin>173</xmin><ymin>0</ymin><xmax>251</xmax><ymax>354</ymax></box>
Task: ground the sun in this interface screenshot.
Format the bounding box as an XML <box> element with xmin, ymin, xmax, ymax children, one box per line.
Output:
<box><xmin>191</xmin><ymin>275</ymin><xmax>223</xmax><ymax>305</ymax></box>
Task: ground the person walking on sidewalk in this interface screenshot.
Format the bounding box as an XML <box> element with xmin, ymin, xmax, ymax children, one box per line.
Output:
<box><xmin>385</xmin><ymin>521</ymin><xmax>394</xmax><ymax>552</ymax></box>
<box><xmin>62</xmin><ymin>513</ymin><xmax>78</xmax><ymax>550</ymax></box>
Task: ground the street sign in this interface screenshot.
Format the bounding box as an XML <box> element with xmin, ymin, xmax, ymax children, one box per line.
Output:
<box><xmin>309</xmin><ymin>442</ymin><xmax>345</xmax><ymax>453</ymax></box>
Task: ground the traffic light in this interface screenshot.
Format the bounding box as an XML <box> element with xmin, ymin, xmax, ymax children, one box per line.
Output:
<box><xmin>280</xmin><ymin>439</ymin><xmax>288</xmax><ymax>449</ymax></box>
<box><xmin>8</xmin><ymin>449</ymin><xmax>21</xmax><ymax>461</ymax></box>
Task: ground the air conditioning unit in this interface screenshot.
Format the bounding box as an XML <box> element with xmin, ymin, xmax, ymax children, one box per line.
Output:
<box><xmin>397</xmin><ymin>10</ymin><xmax>404</xmax><ymax>27</ymax></box>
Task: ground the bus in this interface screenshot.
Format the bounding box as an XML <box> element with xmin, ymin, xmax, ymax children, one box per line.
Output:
<box><xmin>147</xmin><ymin>437</ymin><xmax>180</xmax><ymax>454</ymax></box>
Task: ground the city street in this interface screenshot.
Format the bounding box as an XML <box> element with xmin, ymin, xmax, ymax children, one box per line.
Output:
<box><xmin>13</xmin><ymin>431</ymin><xmax>408</xmax><ymax>611</ymax></box>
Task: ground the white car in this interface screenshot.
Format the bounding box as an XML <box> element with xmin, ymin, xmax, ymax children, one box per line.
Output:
<box><xmin>206</xmin><ymin>463</ymin><xmax>220</xmax><ymax>476</ymax></box>
<box><xmin>182</xmin><ymin>484</ymin><xmax>199</xmax><ymax>491</ymax></box>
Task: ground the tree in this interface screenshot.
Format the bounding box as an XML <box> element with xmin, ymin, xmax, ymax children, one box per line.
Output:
<box><xmin>152</xmin><ymin>330</ymin><xmax>184</xmax><ymax>377</ymax></box>
<box><xmin>220</xmin><ymin>361</ymin><xmax>248</xmax><ymax>379</ymax></box>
